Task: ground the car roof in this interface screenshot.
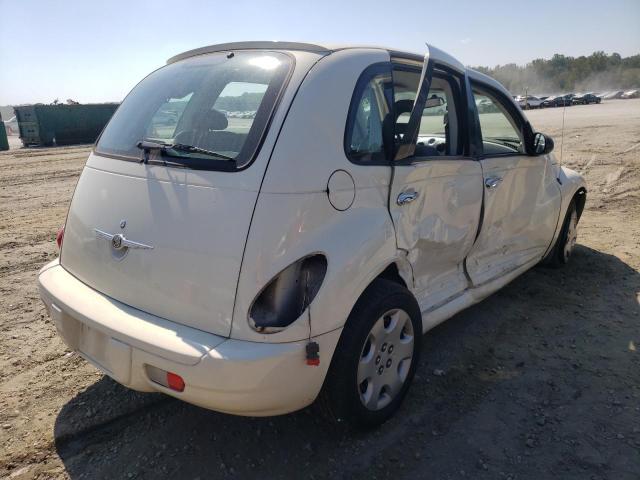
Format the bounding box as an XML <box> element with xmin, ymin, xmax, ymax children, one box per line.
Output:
<box><xmin>165</xmin><ymin>41</ymin><xmax>524</xmax><ymax>98</ymax></box>
<box><xmin>167</xmin><ymin>41</ymin><xmax>466</xmax><ymax>74</ymax></box>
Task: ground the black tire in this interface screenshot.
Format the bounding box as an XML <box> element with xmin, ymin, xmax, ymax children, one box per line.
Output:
<box><xmin>544</xmin><ymin>200</ymin><xmax>578</xmax><ymax>267</ymax></box>
<box><xmin>319</xmin><ymin>279</ymin><xmax>422</xmax><ymax>428</ymax></box>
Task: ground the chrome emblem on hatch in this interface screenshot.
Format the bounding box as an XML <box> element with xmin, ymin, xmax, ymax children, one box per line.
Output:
<box><xmin>111</xmin><ymin>234</ymin><xmax>124</xmax><ymax>250</ymax></box>
<box><xmin>94</xmin><ymin>229</ymin><xmax>153</xmax><ymax>251</ymax></box>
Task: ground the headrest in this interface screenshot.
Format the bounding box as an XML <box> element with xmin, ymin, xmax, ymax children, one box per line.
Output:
<box><xmin>205</xmin><ymin>109</ymin><xmax>228</xmax><ymax>131</ymax></box>
<box><xmin>395</xmin><ymin>99</ymin><xmax>413</xmax><ymax>119</ymax></box>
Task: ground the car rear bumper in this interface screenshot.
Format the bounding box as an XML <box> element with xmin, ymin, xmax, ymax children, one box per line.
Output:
<box><xmin>38</xmin><ymin>259</ymin><xmax>341</xmax><ymax>416</ymax></box>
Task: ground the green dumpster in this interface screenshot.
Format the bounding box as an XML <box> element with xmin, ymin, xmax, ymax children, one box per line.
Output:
<box><xmin>14</xmin><ymin>103</ymin><xmax>119</xmax><ymax>147</ymax></box>
<box><xmin>0</xmin><ymin>113</ymin><xmax>9</xmax><ymax>151</ymax></box>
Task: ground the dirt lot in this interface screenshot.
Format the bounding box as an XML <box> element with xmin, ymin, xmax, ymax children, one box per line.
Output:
<box><xmin>1</xmin><ymin>100</ymin><xmax>639</xmax><ymax>479</ymax></box>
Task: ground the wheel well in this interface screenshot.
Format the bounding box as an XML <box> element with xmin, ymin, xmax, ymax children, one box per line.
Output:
<box><xmin>376</xmin><ymin>263</ymin><xmax>407</xmax><ymax>288</ymax></box>
<box><xmin>574</xmin><ymin>188</ymin><xmax>587</xmax><ymax>220</ymax></box>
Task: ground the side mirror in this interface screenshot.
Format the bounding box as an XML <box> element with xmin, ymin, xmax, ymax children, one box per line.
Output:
<box><xmin>533</xmin><ymin>132</ymin><xmax>554</xmax><ymax>155</ymax></box>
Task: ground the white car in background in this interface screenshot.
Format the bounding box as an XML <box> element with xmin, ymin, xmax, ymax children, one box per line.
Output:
<box><xmin>3</xmin><ymin>115</ymin><xmax>18</xmax><ymax>135</ymax></box>
<box><xmin>516</xmin><ymin>95</ymin><xmax>544</xmax><ymax>109</ymax></box>
<box><xmin>38</xmin><ymin>41</ymin><xmax>586</xmax><ymax>427</ymax></box>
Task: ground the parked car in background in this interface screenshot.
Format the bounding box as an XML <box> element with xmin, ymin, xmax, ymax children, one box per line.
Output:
<box><xmin>3</xmin><ymin>116</ymin><xmax>18</xmax><ymax>135</ymax></box>
<box><xmin>37</xmin><ymin>41</ymin><xmax>587</xmax><ymax>427</ymax></box>
<box><xmin>621</xmin><ymin>89</ymin><xmax>639</xmax><ymax>99</ymax></box>
<box><xmin>476</xmin><ymin>97</ymin><xmax>497</xmax><ymax>113</ymax></box>
<box><xmin>543</xmin><ymin>94</ymin><xmax>574</xmax><ymax>107</ymax></box>
<box><xmin>516</xmin><ymin>95</ymin><xmax>544</xmax><ymax>109</ymax></box>
<box><xmin>602</xmin><ymin>90</ymin><xmax>624</xmax><ymax>99</ymax></box>
<box><xmin>153</xmin><ymin>110</ymin><xmax>179</xmax><ymax>126</ymax></box>
<box><xmin>561</xmin><ymin>94</ymin><xmax>575</xmax><ymax>106</ymax></box>
<box><xmin>572</xmin><ymin>93</ymin><xmax>601</xmax><ymax>105</ymax></box>
<box><xmin>541</xmin><ymin>96</ymin><xmax>559</xmax><ymax>107</ymax></box>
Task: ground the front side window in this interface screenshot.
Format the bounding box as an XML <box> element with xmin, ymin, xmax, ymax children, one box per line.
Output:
<box><xmin>472</xmin><ymin>88</ymin><xmax>524</xmax><ymax>155</ymax></box>
<box><xmin>96</xmin><ymin>51</ymin><xmax>292</xmax><ymax>169</ymax></box>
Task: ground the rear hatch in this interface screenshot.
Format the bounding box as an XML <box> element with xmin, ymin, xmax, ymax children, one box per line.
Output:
<box><xmin>60</xmin><ymin>50</ymin><xmax>294</xmax><ymax>337</ymax></box>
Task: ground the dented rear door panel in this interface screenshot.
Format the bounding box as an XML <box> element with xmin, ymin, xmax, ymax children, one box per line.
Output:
<box><xmin>389</xmin><ymin>159</ymin><xmax>483</xmax><ymax>311</ymax></box>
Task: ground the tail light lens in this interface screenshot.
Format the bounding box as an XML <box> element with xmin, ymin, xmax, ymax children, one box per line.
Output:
<box><xmin>166</xmin><ymin>372</ymin><xmax>185</xmax><ymax>392</ymax></box>
<box><xmin>146</xmin><ymin>365</ymin><xmax>185</xmax><ymax>392</ymax></box>
<box><xmin>249</xmin><ymin>254</ymin><xmax>327</xmax><ymax>333</ymax></box>
<box><xmin>56</xmin><ymin>227</ymin><xmax>65</xmax><ymax>249</ymax></box>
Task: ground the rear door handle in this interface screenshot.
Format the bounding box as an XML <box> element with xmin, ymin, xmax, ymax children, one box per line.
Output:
<box><xmin>485</xmin><ymin>176</ymin><xmax>503</xmax><ymax>189</ymax></box>
<box><xmin>397</xmin><ymin>189</ymin><xmax>419</xmax><ymax>206</ymax></box>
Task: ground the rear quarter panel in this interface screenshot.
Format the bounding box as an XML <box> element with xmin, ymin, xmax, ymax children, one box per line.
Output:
<box><xmin>231</xmin><ymin>49</ymin><xmax>412</xmax><ymax>342</ymax></box>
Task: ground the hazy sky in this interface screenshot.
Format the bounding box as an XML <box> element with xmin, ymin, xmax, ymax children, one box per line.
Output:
<box><xmin>1</xmin><ymin>0</ymin><xmax>639</xmax><ymax>105</ymax></box>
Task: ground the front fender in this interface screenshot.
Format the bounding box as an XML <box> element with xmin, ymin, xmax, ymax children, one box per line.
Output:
<box><xmin>545</xmin><ymin>166</ymin><xmax>587</xmax><ymax>256</ymax></box>
<box><xmin>558</xmin><ymin>166</ymin><xmax>587</xmax><ymax>202</ymax></box>
<box><xmin>230</xmin><ymin>189</ymin><xmax>407</xmax><ymax>343</ymax></box>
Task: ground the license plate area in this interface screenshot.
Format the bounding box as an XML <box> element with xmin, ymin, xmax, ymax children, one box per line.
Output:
<box><xmin>50</xmin><ymin>302</ymin><xmax>132</xmax><ymax>384</ymax></box>
<box><xmin>79</xmin><ymin>323</ymin><xmax>109</xmax><ymax>368</ymax></box>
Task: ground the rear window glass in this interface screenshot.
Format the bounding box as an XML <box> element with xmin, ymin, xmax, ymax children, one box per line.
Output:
<box><xmin>96</xmin><ymin>51</ymin><xmax>292</xmax><ymax>170</ymax></box>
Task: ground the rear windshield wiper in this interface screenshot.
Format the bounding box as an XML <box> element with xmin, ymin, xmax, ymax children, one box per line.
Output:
<box><xmin>136</xmin><ymin>140</ymin><xmax>235</xmax><ymax>163</ymax></box>
<box><xmin>171</xmin><ymin>143</ymin><xmax>235</xmax><ymax>161</ymax></box>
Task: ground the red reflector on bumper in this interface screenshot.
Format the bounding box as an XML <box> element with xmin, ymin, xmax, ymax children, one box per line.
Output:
<box><xmin>166</xmin><ymin>372</ymin><xmax>185</xmax><ymax>392</ymax></box>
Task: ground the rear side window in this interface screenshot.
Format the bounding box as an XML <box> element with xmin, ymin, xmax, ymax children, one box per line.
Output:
<box><xmin>392</xmin><ymin>68</ymin><xmax>462</xmax><ymax>157</ymax></box>
<box><xmin>96</xmin><ymin>51</ymin><xmax>292</xmax><ymax>170</ymax></box>
<box><xmin>395</xmin><ymin>93</ymin><xmax>449</xmax><ymax>133</ymax></box>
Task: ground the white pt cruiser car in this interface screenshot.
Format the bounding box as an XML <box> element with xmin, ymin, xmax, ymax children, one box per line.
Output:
<box><xmin>38</xmin><ymin>42</ymin><xmax>586</xmax><ymax>427</ymax></box>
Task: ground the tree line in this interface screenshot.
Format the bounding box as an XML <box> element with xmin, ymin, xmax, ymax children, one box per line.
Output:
<box><xmin>214</xmin><ymin>92</ymin><xmax>264</xmax><ymax>112</ymax></box>
<box><xmin>473</xmin><ymin>51</ymin><xmax>640</xmax><ymax>95</ymax></box>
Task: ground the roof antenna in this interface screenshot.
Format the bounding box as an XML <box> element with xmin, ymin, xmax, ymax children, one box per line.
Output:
<box><xmin>559</xmin><ymin>101</ymin><xmax>567</xmax><ymax>166</ymax></box>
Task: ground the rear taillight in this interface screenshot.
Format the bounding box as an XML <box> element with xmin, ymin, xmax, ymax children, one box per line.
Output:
<box><xmin>166</xmin><ymin>372</ymin><xmax>185</xmax><ymax>392</ymax></box>
<box><xmin>146</xmin><ymin>365</ymin><xmax>186</xmax><ymax>392</ymax></box>
<box><xmin>56</xmin><ymin>227</ymin><xmax>65</xmax><ymax>249</ymax></box>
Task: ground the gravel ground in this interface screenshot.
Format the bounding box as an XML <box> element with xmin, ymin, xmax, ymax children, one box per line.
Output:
<box><xmin>0</xmin><ymin>100</ymin><xmax>639</xmax><ymax>479</ymax></box>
